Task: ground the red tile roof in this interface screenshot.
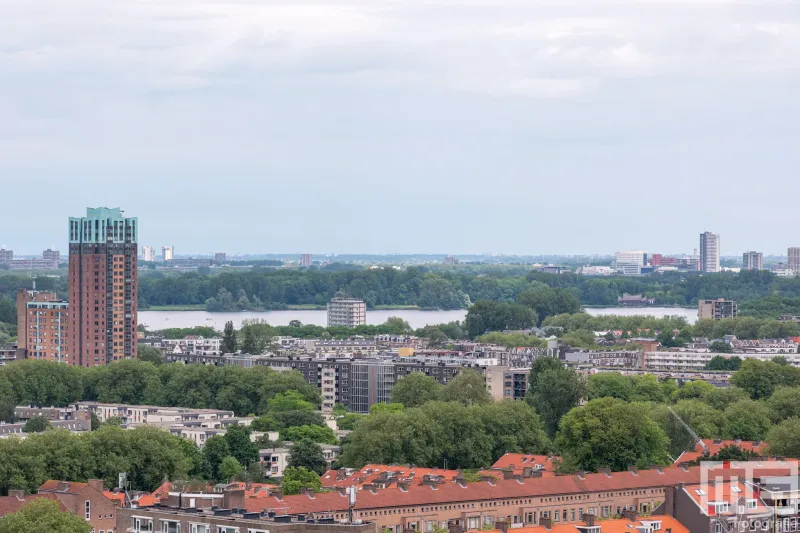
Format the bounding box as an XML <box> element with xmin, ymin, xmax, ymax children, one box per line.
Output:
<box><xmin>0</xmin><ymin>494</ymin><xmax>65</xmax><ymax>517</ymax></box>
<box><xmin>485</xmin><ymin>516</ymin><xmax>689</xmax><ymax>533</ymax></box>
<box><xmin>321</xmin><ymin>465</ymin><xmax>463</xmax><ymax>489</ymax></box>
<box><xmin>683</xmin><ymin>480</ymin><xmax>769</xmax><ymax>517</ymax></box>
<box><xmin>674</xmin><ymin>440</ymin><xmax>768</xmax><ymax>464</ymax></box>
<box><xmin>38</xmin><ymin>480</ymin><xmax>88</xmax><ymax>494</ymax></box>
<box><xmin>490</xmin><ymin>454</ymin><xmax>559</xmax><ymax>474</ymax></box>
<box><xmin>103</xmin><ymin>491</ymin><xmax>126</xmax><ymax>505</ymax></box>
<box><xmin>256</xmin><ymin>463</ymin><xmax>800</xmax><ymax>517</ymax></box>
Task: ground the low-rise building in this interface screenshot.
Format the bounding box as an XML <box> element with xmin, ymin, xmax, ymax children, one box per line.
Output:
<box><xmin>38</xmin><ymin>479</ymin><xmax>120</xmax><ymax>533</ymax></box>
<box><xmin>327</xmin><ymin>297</ymin><xmax>367</xmax><ymax>328</ymax></box>
<box><xmin>260</xmin><ymin>443</ymin><xmax>341</xmax><ymax>477</ymax></box>
<box><xmin>161</xmin><ymin>336</ymin><xmax>223</xmax><ymax>356</ymax></box>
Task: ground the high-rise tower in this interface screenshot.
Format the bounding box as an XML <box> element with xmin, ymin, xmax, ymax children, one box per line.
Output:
<box><xmin>68</xmin><ymin>208</ymin><xmax>138</xmax><ymax>366</ymax></box>
<box><xmin>699</xmin><ymin>232</ymin><xmax>720</xmax><ymax>273</ymax></box>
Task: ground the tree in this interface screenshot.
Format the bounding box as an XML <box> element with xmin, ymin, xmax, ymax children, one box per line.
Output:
<box><xmin>383</xmin><ymin>317</ymin><xmax>412</xmax><ymax>335</ymax></box>
<box><xmin>464</xmin><ymin>301</ymin><xmax>537</xmax><ymax>339</ymax></box>
<box><xmin>557</xmin><ymin>398</ymin><xmax>669</xmax><ymax>472</ymax></box>
<box><xmin>0</xmin><ymin>498</ymin><xmax>91</xmax><ymax>533</ymax></box>
<box><xmin>767</xmin><ymin>387</ymin><xmax>800</xmax><ymax>423</ymax></box>
<box><xmin>369</xmin><ymin>403</ymin><xmax>405</xmax><ymax>415</ymax></box>
<box><xmin>390</xmin><ymin>373</ymin><xmax>442</xmax><ymax>408</ymax></box>
<box><xmin>281</xmin><ymin>425</ymin><xmax>338</xmax><ymax>445</ymax></box>
<box><xmin>709</xmin><ymin>341</ymin><xmax>733</xmax><ymax>354</ymax></box>
<box><xmin>425</xmin><ymin>328</ymin><xmax>449</xmax><ymax>347</ymax></box>
<box><xmin>23</xmin><ymin>416</ymin><xmax>51</xmax><ymax>433</ymax></box>
<box><xmin>701</xmin><ymin>387</ymin><xmax>750</xmax><ymax>411</ymax></box>
<box><xmin>137</xmin><ymin>345</ymin><xmax>164</xmax><ymax>365</ymax></box>
<box><xmin>767</xmin><ymin>418</ymin><xmax>800</xmax><ymax>457</ymax></box>
<box><xmin>673</xmin><ymin>380</ymin><xmax>716</xmax><ymax>401</ymax></box>
<box><xmin>516</xmin><ymin>285</ymin><xmax>580</xmax><ymax>325</ymax></box>
<box><xmin>288</xmin><ymin>439</ymin><xmax>328</xmax><ymax>475</ymax></box>
<box><xmin>222</xmin><ymin>321</ymin><xmax>237</xmax><ymax>354</ymax></box>
<box><xmin>722</xmin><ymin>399</ymin><xmax>773</xmax><ymax>440</ymax></box>
<box><xmin>527</xmin><ymin>360</ymin><xmax>585</xmax><ymax>437</ymax></box>
<box><xmin>218</xmin><ymin>456</ymin><xmax>244</xmax><ymax>482</ymax></box>
<box><xmin>282</xmin><ymin>466</ymin><xmax>322</xmax><ymax>495</ymax></box>
<box><xmin>202</xmin><ymin>435</ymin><xmax>231</xmax><ymax>481</ymax></box>
<box><xmin>224</xmin><ymin>424</ymin><xmax>258</xmax><ymax>467</ymax></box>
<box><xmin>705</xmin><ymin>355</ymin><xmax>741</xmax><ymax>371</ymax></box>
<box><xmin>273</xmin><ymin>410</ymin><xmax>325</xmax><ymax>430</ymax></box>
<box><xmin>587</xmin><ymin>373</ymin><xmax>633</xmax><ymax>401</ymax></box>
<box><xmin>440</xmin><ymin>370</ymin><xmax>491</xmax><ymax>406</ymax></box>
<box><xmin>688</xmin><ymin>444</ymin><xmax>758</xmax><ymax>466</ymax></box>
<box><xmin>265</xmin><ymin>391</ymin><xmax>316</xmax><ymax>413</ymax></box>
<box><xmin>652</xmin><ymin>400</ymin><xmax>724</xmax><ymax>457</ymax></box>
<box><xmin>731</xmin><ymin>359</ymin><xmax>800</xmax><ymax>399</ymax></box>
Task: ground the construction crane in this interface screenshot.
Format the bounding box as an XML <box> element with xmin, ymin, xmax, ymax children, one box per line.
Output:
<box><xmin>668</xmin><ymin>406</ymin><xmax>707</xmax><ymax>453</ymax></box>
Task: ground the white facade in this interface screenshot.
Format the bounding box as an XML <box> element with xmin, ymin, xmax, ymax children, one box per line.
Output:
<box><xmin>327</xmin><ymin>297</ymin><xmax>367</xmax><ymax>328</ymax></box>
<box><xmin>644</xmin><ymin>351</ymin><xmax>800</xmax><ymax>370</ymax></box>
<box><xmin>579</xmin><ymin>266</ymin><xmax>615</xmax><ymax>276</ymax></box>
<box><xmin>742</xmin><ymin>251</ymin><xmax>763</xmax><ymax>271</ymax></box>
<box><xmin>700</xmin><ymin>232</ymin><xmax>720</xmax><ymax>273</ymax></box>
<box><xmin>162</xmin><ymin>246</ymin><xmax>174</xmax><ymax>261</ymax></box>
<box><xmin>790</xmin><ymin>248</ymin><xmax>800</xmax><ymax>273</ymax></box>
<box><xmin>142</xmin><ymin>246</ymin><xmax>155</xmax><ymax>262</ymax></box>
<box><xmin>162</xmin><ymin>337</ymin><xmax>222</xmax><ymax>356</ymax></box>
<box><xmin>614</xmin><ymin>251</ymin><xmax>647</xmax><ymax>267</ymax></box>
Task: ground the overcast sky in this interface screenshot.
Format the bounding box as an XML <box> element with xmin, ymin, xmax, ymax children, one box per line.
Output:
<box><xmin>1</xmin><ymin>0</ymin><xmax>799</xmax><ymax>256</ymax></box>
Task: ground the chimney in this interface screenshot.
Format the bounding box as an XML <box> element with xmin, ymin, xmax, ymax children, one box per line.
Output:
<box><xmin>575</xmin><ymin>471</ymin><xmax>586</xmax><ymax>480</ymax></box>
<box><xmin>583</xmin><ymin>514</ymin><xmax>596</xmax><ymax>527</ymax></box>
<box><xmin>622</xmin><ymin>509</ymin><xmax>638</xmax><ymax>522</ymax></box>
<box><xmin>8</xmin><ymin>490</ymin><xmax>25</xmax><ymax>500</ymax></box>
<box><xmin>496</xmin><ymin>520</ymin><xmax>509</xmax><ymax>533</ymax></box>
<box><xmin>87</xmin><ymin>479</ymin><xmax>105</xmax><ymax>493</ymax></box>
<box><xmin>540</xmin><ymin>516</ymin><xmax>552</xmax><ymax>530</ymax></box>
<box><xmin>678</xmin><ymin>462</ymin><xmax>689</xmax><ymax>472</ymax></box>
<box><xmin>598</xmin><ymin>468</ymin><xmax>611</xmax><ymax>478</ymax></box>
<box><xmin>628</xmin><ymin>466</ymin><xmax>639</xmax><ymax>476</ymax></box>
<box><xmin>57</xmin><ymin>482</ymin><xmax>70</xmax><ymax>492</ymax></box>
<box><xmin>398</xmin><ymin>481</ymin><xmax>410</xmax><ymax>492</ymax></box>
<box><xmin>503</xmin><ymin>470</ymin><xmax>515</xmax><ymax>481</ymax></box>
<box><xmin>223</xmin><ymin>488</ymin><xmax>245</xmax><ymax>510</ymax></box>
<box><xmin>300</xmin><ymin>488</ymin><xmax>316</xmax><ymax>498</ymax></box>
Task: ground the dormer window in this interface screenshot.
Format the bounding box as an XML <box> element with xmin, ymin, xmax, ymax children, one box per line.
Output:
<box><xmin>710</xmin><ymin>502</ymin><xmax>730</xmax><ymax>513</ymax></box>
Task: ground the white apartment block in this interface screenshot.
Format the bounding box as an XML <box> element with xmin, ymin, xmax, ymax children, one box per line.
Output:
<box><xmin>162</xmin><ymin>336</ymin><xmax>223</xmax><ymax>356</ymax></box>
<box><xmin>790</xmin><ymin>247</ymin><xmax>800</xmax><ymax>273</ymax></box>
<box><xmin>259</xmin><ymin>443</ymin><xmax>341</xmax><ymax>478</ymax></box>
<box><xmin>700</xmin><ymin>232</ymin><xmax>720</xmax><ymax>273</ymax></box>
<box><xmin>327</xmin><ymin>297</ymin><xmax>367</xmax><ymax>328</ymax></box>
<box><xmin>614</xmin><ymin>251</ymin><xmax>647</xmax><ymax>267</ymax></box>
<box><xmin>644</xmin><ymin>351</ymin><xmax>800</xmax><ymax>370</ymax></box>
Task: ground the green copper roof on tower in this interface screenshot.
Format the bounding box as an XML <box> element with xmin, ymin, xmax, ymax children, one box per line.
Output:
<box><xmin>69</xmin><ymin>207</ymin><xmax>138</xmax><ymax>244</ymax></box>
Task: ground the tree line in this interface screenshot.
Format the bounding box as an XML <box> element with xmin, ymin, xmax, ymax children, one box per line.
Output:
<box><xmin>0</xmin><ymin>360</ymin><xmax>321</xmax><ymax>421</ymax></box>
<box><xmin>337</xmin><ymin>357</ymin><xmax>800</xmax><ymax>474</ymax></box>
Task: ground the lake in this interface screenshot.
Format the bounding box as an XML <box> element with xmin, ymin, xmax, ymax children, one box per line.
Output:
<box><xmin>138</xmin><ymin>306</ymin><xmax>698</xmax><ymax>330</ymax></box>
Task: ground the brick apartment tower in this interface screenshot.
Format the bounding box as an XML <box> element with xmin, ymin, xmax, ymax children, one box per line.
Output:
<box><xmin>68</xmin><ymin>208</ymin><xmax>138</xmax><ymax>366</ymax></box>
<box><xmin>17</xmin><ymin>289</ymin><xmax>69</xmax><ymax>362</ymax></box>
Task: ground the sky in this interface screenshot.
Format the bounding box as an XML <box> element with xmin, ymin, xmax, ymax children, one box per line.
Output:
<box><xmin>1</xmin><ymin>0</ymin><xmax>799</xmax><ymax>256</ymax></box>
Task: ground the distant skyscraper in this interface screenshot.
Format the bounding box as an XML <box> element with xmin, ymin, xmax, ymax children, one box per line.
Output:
<box><xmin>215</xmin><ymin>253</ymin><xmax>227</xmax><ymax>265</ymax></box>
<box><xmin>300</xmin><ymin>254</ymin><xmax>313</xmax><ymax>268</ymax></box>
<box><xmin>699</xmin><ymin>232</ymin><xmax>720</xmax><ymax>273</ymax></box>
<box><xmin>162</xmin><ymin>246</ymin><xmax>174</xmax><ymax>262</ymax></box>
<box><xmin>69</xmin><ymin>208</ymin><xmax>138</xmax><ymax>366</ymax></box>
<box><xmin>142</xmin><ymin>246</ymin><xmax>155</xmax><ymax>262</ymax></box>
<box><xmin>0</xmin><ymin>248</ymin><xmax>12</xmax><ymax>266</ymax></box>
<box><xmin>742</xmin><ymin>251</ymin><xmax>763</xmax><ymax>271</ymax></box>
<box><xmin>789</xmin><ymin>248</ymin><xmax>800</xmax><ymax>273</ymax></box>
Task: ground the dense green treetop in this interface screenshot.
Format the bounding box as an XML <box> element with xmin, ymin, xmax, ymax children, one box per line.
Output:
<box><xmin>0</xmin><ymin>498</ymin><xmax>91</xmax><ymax>533</ymax></box>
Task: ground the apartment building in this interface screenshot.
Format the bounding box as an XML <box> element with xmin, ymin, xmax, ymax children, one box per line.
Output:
<box><xmin>0</xmin><ymin>344</ymin><xmax>17</xmax><ymax>365</ymax></box>
<box><xmin>0</xmin><ymin>248</ymin><xmax>12</xmax><ymax>265</ymax></box>
<box><xmin>565</xmin><ymin>350</ymin><xmax>643</xmax><ymax>368</ymax></box>
<box><xmin>698</xmin><ymin>299</ymin><xmax>738</xmax><ymax>320</ymax></box>
<box><xmin>614</xmin><ymin>251</ymin><xmax>647</xmax><ymax>267</ymax></box>
<box><xmin>300</xmin><ymin>253</ymin><xmax>313</xmax><ymax>267</ymax></box>
<box><xmin>790</xmin><ymin>248</ymin><xmax>800</xmax><ymax>273</ymax></box>
<box><xmin>743</xmin><ymin>251</ymin><xmax>763</xmax><ymax>271</ymax></box>
<box><xmin>16</xmin><ymin>288</ymin><xmax>69</xmax><ymax>362</ymax></box>
<box><xmin>643</xmin><ymin>351</ymin><xmax>800</xmax><ymax>370</ymax></box>
<box><xmin>118</xmin><ymin>503</ymin><xmax>376</xmax><ymax>533</ymax></box>
<box><xmin>142</xmin><ymin>245</ymin><xmax>155</xmax><ymax>262</ymax></box>
<box><xmin>0</xmin><ymin>410</ymin><xmax>91</xmax><ymax>438</ymax></box>
<box><xmin>161</xmin><ymin>336</ymin><xmax>223</xmax><ymax>356</ymax></box>
<box><xmin>69</xmin><ymin>207</ymin><xmax>139</xmax><ymax>366</ymax></box>
<box><xmin>259</xmin><ymin>443</ymin><xmax>341</xmax><ymax>477</ymax></box>
<box><xmin>75</xmin><ymin>402</ymin><xmax>235</xmax><ymax>424</ymax></box>
<box><xmin>162</xmin><ymin>246</ymin><xmax>174</xmax><ymax>261</ymax></box>
<box><xmin>327</xmin><ymin>297</ymin><xmax>367</xmax><ymax>328</ymax></box>
<box><xmin>700</xmin><ymin>232</ymin><xmax>721</xmax><ymax>273</ymax></box>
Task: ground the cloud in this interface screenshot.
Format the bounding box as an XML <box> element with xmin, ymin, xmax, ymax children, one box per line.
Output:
<box><xmin>0</xmin><ymin>0</ymin><xmax>800</xmax><ymax>254</ymax></box>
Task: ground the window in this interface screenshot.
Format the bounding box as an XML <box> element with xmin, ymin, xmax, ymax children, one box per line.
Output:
<box><xmin>85</xmin><ymin>501</ymin><xmax>91</xmax><ymax>520</ymax></box>
<box><xmin>217</xmin><ymin>528</ymin><xmax>239</xmax><ymax>533</ymax></box>
<box><xmin>162</xmin><ymin>521</ymin><xmax>181</xmax><ymax>533</ymax></box>
<box><xmin>715</xmin><ymin>523</ymin><xmax>722</xmax><ymax>533</ymax></box>
<box><xmin>748</xmin><ymin>500</ymin><xmax>758</xmax><ymax>510</ymax></box>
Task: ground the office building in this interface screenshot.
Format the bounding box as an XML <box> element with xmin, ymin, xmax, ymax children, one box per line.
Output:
<box><xmin>16</xmin><ymin>289</ymin><xmax>69</xmax><ymax>362</ymax></box>
<box><xmin>8</xmin><ymin>258</ymin><xmax>59</xmax><ymax>271</ymax></box>
<box><xmin>300</xmin><ymin>253</ymin><xmax>313</xmax><ymax>267</ymax></box>
<box><xmin>68</xmin><ymin>207</ymin><xmax>138</xmax><ymax>366</ymax></box>
<box><xmin>142</xmin><ymin>245</ymin><xmax>155</xmax><ymax>262</ymax></box>
<box><xmin>327</xmin><ymin>297</ymin><xmax>367</xmax><ymax>328</ymax></box>
<box><xmin>698</xmin><ymin>299</ymin><xmax>738</xmax><ymax>320</ymax></box>
<box><xmin>699</xmin><ymin>232</ymin><xmax>720</xmax><ymax>273</ymax></box>
<box><xmin>214</xmin><ymin>252</ymin><xmax>226</xmax><ymax>265</ymax></box>
<box><xmin>742</xmin><ymin>251</ymin><xmax>763</xmax><ymax>271</ymax></box>
<box><xmin>614</xmin><ymin>250</ymin><xmax>647</xmax><ymax>267</ymax></box>
<box><xmin>162</xmin><ymin>246</ymin><xmax>174</xmax><ymax>261</ymax></box>
<box><xmin>42</xmin><ymin>249</ymin><xmax>60</xmax><ymax>267</ymax></box>
<box><xmin>0</xmin><ymin>248</ymin><xmax>12</xmax><ymax>265</ymax></box>
<box><xmin>790</xmin><ymin>247</ymin><xmax>800</xmax><ymax>273</ymax></box>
